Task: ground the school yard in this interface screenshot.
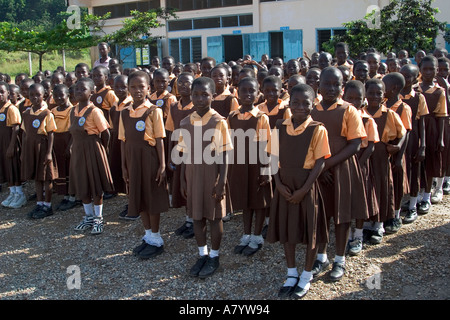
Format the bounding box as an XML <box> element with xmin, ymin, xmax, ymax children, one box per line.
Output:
<box><xmin>0</xmin><ymin>181</ymin><xmax>448</xmax><ymax>302</ymax></box>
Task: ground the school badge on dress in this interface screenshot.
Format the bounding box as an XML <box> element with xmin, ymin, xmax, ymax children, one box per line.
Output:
<box><xmin>0</xmin><ymin>113</ymin><xmax>5</xmax><ymax>122</ymax></box>
<box><xmin>32</xmin><ymin>119</ymin><xmax>41</xmax><ymax>128</ymax></box>
<box><xmin>156</xmin><ymin>99</ymin><xmax>164</xmax><ymax>107</ymax></box>
<box><xmin>96</xmin><ymin>96</ymin><xmax>103</xmax><ymax>104</ymax></box>
<box><xmin>167</xmin><ymin>86</ymin><xmax>172</xmax><ymax>93</ymax></box>
<box><xmin>135</xmin><ymin>120</ymin><xmax>146</xmax><ymax>132</ymax></box>
<box><xmin>78</xmin><ymin>117</ymin><xmax>86</xmax><ymax>126</ymax></box>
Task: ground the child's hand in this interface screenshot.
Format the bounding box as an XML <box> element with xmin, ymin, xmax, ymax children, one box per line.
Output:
<box><xmin>156</xmin><ymin>165</ymin><xmax>166</xmax><ymax>186</ymax></box>
<box><xmin>287</xmin><ymin>188</ymin><xmax>308</xmax><ymax>204</ymax></box>
<box><xmin>276</xmin><ymin>182</ymin><xmax>292</xmax><ymax>200</ymax></box>
<box><xmin>122</xmin><ymin>166</ymin><xmax>129</xmax><ymax>184</ymax></box>
<box><xmin>414</xmin><ymin>146</ymin><xmax>426</xmax><ymax>163</ymax></box>
<box><xmin>212</xmin><ymin>181</ymin><xmax>225</xmax><ymax>202</ymax></box>
<box><xmin>6</xmin><ymin>145</ymin><xmax>14</xmax><ymax>159</ymax></box>
<box><xmin>386</xmin><ymin>144</ymin><xmax>400</xmax><ymax>155</ymax></box>
<box><xmin>320</xmin><ymin>170</ymin><xmax>334</xmax><ymax>185</ymax></box>
<box><xmin>44</xmin><ymin>153</ymin><xmax>52</xmax><ymax>165</ymax></box>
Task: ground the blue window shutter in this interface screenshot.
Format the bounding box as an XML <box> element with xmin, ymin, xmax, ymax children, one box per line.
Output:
<box><xmin>207</xmin><ymin>36</ymin><xmax>224</xmax><ymax>63</ymax></box>
<box><xmin>283</xmin><ymin>29</ymin><xmax>302</xmax><ymax>61</ymax></box>
<box><xmin>249</xmin><ymin>32</ymin><xmax>269</xmax><ymax>61</ymax></box>
<box><xmin>120</xmin><ymin>46</ymin><xmax>137</xmax><ymax>69</ymax></box>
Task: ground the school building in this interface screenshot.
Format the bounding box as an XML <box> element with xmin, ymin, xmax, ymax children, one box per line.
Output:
<box><xmin>68</xmin><ymin>0</ymin><xmax>450</xmax><ymax>69</ymax></box>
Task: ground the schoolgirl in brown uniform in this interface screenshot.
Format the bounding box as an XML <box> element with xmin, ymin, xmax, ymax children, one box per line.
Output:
<box><xmin>310</xmin><ymin>67</ymin><xmax>368</xmax><ymax>282</ymax></box>
<box><xmin>21</xmin><ymin>83</ymin><xmax>58</xmax><ymax>219</ymax></box>
<box><xmin>342</xmin><ymin>80</ymin><xmax>380</xmax><ymax>256</ymax></box>
<box><xmin>109</xmin><ymin>75</ymin><xmax>132</xmax><ymax>208</ymax></box>
<box><xmin>382</xmin><ymin>72</ymin><xmax>413</xmax><ymax>233</ymax></box>
<box><xmin>162</xmin><ymin>56</ymin><xmax>178</xmax><ymax>97</ymax></box>
<box><xmin>165</xmin><ymin>73</ymin><xmax>196</xmax><ymax>239</ymax></box>
<box><xmin>71</xmin><ymin>78</ymin><xmax>113</xmax><ymax>235</ymax></box>
<box><xmin>227</xmin><ymin>77</ymin><xmax>272</xmax><ymax>256</ymax></box>
<box><xmin>0</xmin><ymin>82</ymin><xmax>24</xmax><ymax>209</ymax></box>
<box><xmin>363</xmin><ymin>79</ymin><xmax>406</xmax><ymax>245</ymax></box>
<box><xmin>211</xmin><ymin>65</ymin><xmax>240</xmax><ymax>118</ymax></box>
<box><xmin>178</xmin><ymin>77</ymin><xmax>233</xmax><ymax>279</ymax></box>
<box><xmin>267</xmin><ymin>84</ymin><xmax>330</xmax><ymax>299</ymax></box>
<box><xmin>119</xmin><ymin>71</ymin><xmax>169</xmax><ymax>259</ymax></box>
<box><xmin>399</xmin><ymin>64</ymin><xmax>429</xmax><ymax>223</ymax></box>
<box><xmin>90</xmin><ymin>66</ymin><xmax>118</xmax><ymax>123</ymax></box>
<box><xmin>416</xmin><ymin>55</ymin><xmax>447</xmax><ymax>213</ymax></box>
<box><xmin>51</xmin><ymin>84</ymin><xmax>77</xmax><ymax>211</ymax></box>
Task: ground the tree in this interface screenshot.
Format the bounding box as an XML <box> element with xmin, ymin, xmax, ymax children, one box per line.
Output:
<box><xmin>85</xmin><ymin>8</ymin><xmax>176</xmax><ymax>63</ymax></box>
<box><xmin>0</xmin><ymin>15</ymin><xmax>100</xmax><ymax>71</ymax></box>
<box><xmin>323</xmin><ymin>0</ymin><xmax>450</xmax><ymax>57</ymax></box>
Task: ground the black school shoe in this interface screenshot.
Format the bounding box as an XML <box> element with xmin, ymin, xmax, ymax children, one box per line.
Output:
<box><xmin>370</xmin><ymin>228</ymin><xmax>384</xmax><ymax>245</ymax></box>
<box><xmin>242</xmin><ymin>243</ymin><xmax>263</xmax><ymax>256</ymax></box>
<box><xmin>384</xmin><ymin>218</ymin><xmax>402</xmax><ymax>234</ymax></box>
<box><xmin>443</xmin><ymin>181</ymin><xmax>450</xmax><ymax>195</ymax></box>
<box><xmin>292</xmin><ymin>284</ymin><xmax>310</xmax><ymax>299</ymax></box>
<box><xmin>59</xmin><ymin>200</ymin><xmax>81</xmax><ymax>211</ymax></box>
<box><xmin>132</xmin><ymin>240</ymin><xmax>148</xmax><ymax>256</ymax></box>
<box><xmin>329</xmin><ymin>262</ymin><xmax>345</xmax><ymax>282</ymax></box>
<box><xmin>137</xmin><ymin>244</ymin><xmax>164</xmax><ymax>259</ymax></box>
<box><xmin>27</xmin><ymin>205</ymin><xmax>43</xmax><ymax>219</ymax></box>
<box><xmin>175</xmin><ymin>221</ymin><xmax>191</xmax><ymax>235</ymax></box>
<box><xmin>198</xmin><ymin>256</ymin><xmax>220</xmax><ymax>278</ymax></box>
<box><xmin>32</xmin><ymin>205</ymin><xmax>53</xmax><ymax>219</ymax></box>
<box><xmin>189</xmin><ymin>255</ymin><xmax>209</xmax><ymax>277</ymax></box>
<box><xmin>278</xmin><ymin>276</ymin><xmax>299</xmax><ymax>298</ymax></box>
<box><xmin>55</xmin><ymin>199</ymin><xmax>69</xmax><ymax>211</ymax></box>
<box><xmin>417</xmin><ymin>201</ymin><xmax>431</xmax><ymax>214</ymax></box>
<box><xmin>311</xmin><ymin>259</ymin><xmax>330</xmax><ymax>277</ymax></box>
<box><xmin>403</xmin><ymin>208</ymin><xmax>418</xmax><ymax>224</ymax></box>
<box><xmin>182</xmin><ymin>225</ymin><xmax>194</xmax><ymax>239</ymax></box>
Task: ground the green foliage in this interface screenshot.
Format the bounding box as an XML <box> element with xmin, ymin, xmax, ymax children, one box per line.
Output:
<box><xmin>323</xmin><ymin>0</ymin><xmax>448</xmax><ymax>58</ymax></box>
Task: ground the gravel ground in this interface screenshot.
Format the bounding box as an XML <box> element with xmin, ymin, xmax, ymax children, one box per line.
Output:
<box><xmin>0</xmin><ymin>182</ymin><xmax>449</xmax><ymax>302</ymax></box>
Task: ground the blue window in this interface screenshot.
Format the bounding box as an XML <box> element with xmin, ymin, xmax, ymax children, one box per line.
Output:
<box><xmin>316</xmin><ymin>28</ymin><xmax>346</xmax><ymax>52</ymax></box>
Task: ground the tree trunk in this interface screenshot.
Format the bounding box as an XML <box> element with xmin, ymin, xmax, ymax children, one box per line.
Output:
<box><xmin>39</xmin><ymin>53</ymin><xmax>44</xmax><ymax>72</ymax></box>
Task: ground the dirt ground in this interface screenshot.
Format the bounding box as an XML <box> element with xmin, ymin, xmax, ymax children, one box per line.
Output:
<box><xmin>0</xmin><ymin>181</ymin><xmax>449</xmax><ymax>303</ymax></box>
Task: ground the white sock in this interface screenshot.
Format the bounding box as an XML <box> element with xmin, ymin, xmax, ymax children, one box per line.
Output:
<box><xmin>284</xmin><ymin>268</ymin><xmax>299</xmax><ymax>287</ymax></box>
<box><xmin>249</xmin><ymin>234</ymin><xmax>264</xmax><ymax>248</ymax></box>
<box><xmin>64</xmin><ymin>195</ymin><xmax>70</xmax><ymax>200</ymax></box>
<box><xmin>149</xmin><ymin>231</ymin><xmax>164</xmax><ymax>247</ymax></box>
<box><xmin>69</xmin><ymin>196</ymin><xmax>76</xmax><ymax>202</ymax></box>
<box><xmin>9</xmin><ymin>187</ymin><xmax>16</xmax><ymax>194</ymax></box>
<box><xmin>83</xmin><ymin>203</ymin><xmax>94</xmax><ymax>216</ymax></box>
<box><xmin>209</xmin><ymin>249</ymin><xmax>219</xmax><ymax>258</ymax></box>
<box><xmin>394</xmin><ymin>209</ymin><xmax>400</xmax><ymax>219</ymax></box>
<box><xmin>186</xmin><ymin>216</ymin><xmax>193</xmax><ymax>223</ymax></box>
<box><xmin>435</xmin><ymin>177</ymin><xmax>444</xmax><ymax>191</ymax></box>
<box><xmin>265</xmin><ymin>217</ymin><xmax>269</xmax><ymax>225</ymax></box>
<box><xmin>422</xmin><ymin>192</ymin><xmax>431</xmax><ymax>203</ymax></box>
<box><xmin>409</xmin><ymin>196</ymin><xmax>418</xmax><ymax>210</ymax></box>
<box><xmin>317</xmin><ymin>253</ymin><xmax>327</xmax><ymax>263</ymax></box>
<box><xmin>363</xmin><ymin>221</ymin><xmax>374</xmax><ymax>230</ymax></box>
<box><xmin>445</xmin><ymin>177</ymin><xmax>450</xmax><ymax>183</ymax></box>
<box><xmin>37</xmin><ymin>201</ymin><xmax>44</xmax><ymax>206</ymax></box>
<box><xmin>298</xmin><ymin>270</ymin><xmax>313</xmax><ymax>289</ymax></box>
<box><xmin>94</xmin><ymin>204</ymin><xmax>103</xmax><ymax>217</ymax></box>
<box><xmin>374</xmin><ymin>222</ymin><xmax>384</xmax><ymax>232</ymax></box>
<box><xmin>199</xmin><ymin>245</ymin><xmax>208</xmax><ymax>256</ymax></box>
<box><xmin>145</xmin><ymin>229</ymin><xmax>152</xmax><ymax>239</ymax></box>
<box><xmin>354</xmin><ymin>228</ymin><xmax>363</xmax><ymax>239</ymax></box>
<box><xmin>44</xmin><ymin>202</ymin><xmax>51</xmax><ymax>208</ymax></box>
<box><xmin>334</xmin><ymin>255</ymin><xmax>345</xmax><ymax>264</ymax></box>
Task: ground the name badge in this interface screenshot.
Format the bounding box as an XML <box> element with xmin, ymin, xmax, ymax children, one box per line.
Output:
<box><xmin>0</xmin><ymin>114</ymin><xmax>5</xmax><ymax>122</ymax></box>
<box><xmin>135</xmin><ymin>120</ymin><xmax>146</xmax><ymax>132</ymax></box>
<box><xmin>96</xmin><ymin>96</ymin><xmax>103</xmax><ymax>104</ymax></box>
<box><xmin>156</xmin><ymin>99</ymin><xmax>164</xmax><ymax>107</ymax></box>
<box><xmin>78</xmin><ymin>117</ymin><xmax>86</xmax><ymax>126</ymax></box>
<box><xmin>167</xmin><ymin>86</ymin><xmax>172</xmax><ymax>93</ymax></box>
<box><xmin>32</xmin><ymin>119</ymin><xmax>41</xmax><ymax>128</ymax></box>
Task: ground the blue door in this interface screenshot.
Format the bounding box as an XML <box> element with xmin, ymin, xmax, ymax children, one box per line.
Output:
<box><xmin>446</xmin><ymin>24</ymin><xmax>450</xmax><ymax>55</ymax></box>
<box><xmin>119</xmin><ymin>46</ymin><xmax>137</xmax><ymax>69</ymax></box>
<box><xmin>283</xmin><ymin>29</ymin><xmax>303</xmax><ymax>61</ymax></box>
<box><xmin>248</xmin><ymin>32</ymin><xmax>270</xmax><ymax>61</ymax></box>
<box><xmin>207</xmin><ymin>36</ymin><xmax>224</xmax><ymax>63</ymax></box>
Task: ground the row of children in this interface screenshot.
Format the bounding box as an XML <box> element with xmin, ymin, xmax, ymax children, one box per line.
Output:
<box><xmin>0</xmin><ymin>42</ymin><xmax>448</xmax><ymax>300</ymax></box>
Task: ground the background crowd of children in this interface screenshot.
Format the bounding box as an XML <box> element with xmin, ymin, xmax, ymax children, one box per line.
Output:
<box><xmin>0</xmin><ymin>41</ymin><xmax>449</xmax><ymax>299</ymax></box>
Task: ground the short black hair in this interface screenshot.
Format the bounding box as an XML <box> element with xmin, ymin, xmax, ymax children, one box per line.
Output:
<box><xmin>192</xmin><ymin>76</ymin><xmax>215</xmax><ymax>93</ymax></box>
<box><xmin>320</xmin><ymin>66</ymin><xmax>343</xmax><ymax>82</ymax></box>
<box><xmin>400</xmin><ymin>63</ymin><xmax>420</xmax><ymax>78</ymax></box>
<box><xmin>29</xmin><ymin>83</ymin><xmax>45</xmax><ymax>94</ymax></box>
<box><xmin>153</xmin><ymin>68</ymin><xmax>170</xmax><ymax>79</ymax></box>
<box><xmin>421</xmin><ymin>54</ymin><xmax>438</xmax><ymax>67</ymax></box>
<box><xmin>262</xmin><ymin>75</ymin><xmax>282</xmax><ymax>89</ymax></box>
<box><xmin>382</xmin><ymin>72</ymin><xmax>406</xmax><ymax>89</ymax></box>
<box><xmin>365</xmin><ymin>78</ymin><xmax>385</xmax><ymax>92</ymax></box>
<box><xmin>93</xmin><ymin>65</ymin><xmax>109</xmax><ymax>77</ymax></box>
<box><xmin>77</xmin><ymin>77</ymin><xmax>95</xmax><ymax>91</ymax></box>
<box><xmin>53</xmin><ymin>84</ymin><xmax>70</xmax><ymax>95</ymax></box>
<box><xmin>238</xmin><ymin>77</ymin><xmax>259</xmax><ymax>90</ymax></box>
<box><xmin>75</xmin><ymin>63</ymin><xmax>90</xmax><ymax>71</ymax></box>
<box><xmin>128</xmin><ymin>70</ymin><xmax>150</xmax><ymax>85</ymax></box>
<box><xmin>0</xmin><ymin>81</ymin><xmax>10</xmax><ymax>91</ymax></box>
<box><xmin>344</xmin><ymin>80</ymin><xmax>365</xmax><ymax>95</ymax></box>
<box><xmin>290</xmin><ymin>83</ymin><xmax>316</xmax><ymax>99</ymax></box>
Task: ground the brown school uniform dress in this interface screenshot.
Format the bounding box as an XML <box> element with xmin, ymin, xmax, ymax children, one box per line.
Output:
<box><xmin>357</xmin><ymin>108</ymin><xmax>380</xmax><ymax>218</ymax></box>
<box><xmin>257</xmin><ymin>99</ymin><xmax>293</xmax><ymax>129</ymax></box>
<box><xmin>109</xmin><ymin>95</ymin><xmax>133</xmax><ymax>194</ymax></box>
<box><xmin>211</xmin><ymin>86</ymin><xmax>240</xmax><ymax>118</ymax></box>
<box><xmin>51</xmin><ymin>104</ymin><xmax>73</xmax><ymax>195</ymax></box>
<box><xmin>226</xmin><ymin>107</ymin><xmax>273</xmax><ymax>211</ymax></box>
<box><xmin>311</xmin><ymin>99</ymin><xmax>369</xmax><ymax>224</ymax></box>
<box><xmin>435</xmin><ymin>77</ymin><xmax>450</xmax><ymax>177</ymax></box>
<box><xmin>68</xmin><ymin>103</ymin><xmax>114</xmax><ymax>200</ymax></box>
<box><xmin>364</xmin><ymin>105</ymin><xmax>406</xmax><ymax>222</ymax></box>
<box><xmin>0</xmin><ymin>101</ymin><xmax>21</xmax><ymax>185</ymax></box>
<box><xmin>165</xmin><ymin>99</ymin><xmax>196</xmax><ymax>209</ymax></box>
<box><xmin>21</xmin><ymin>103</ymin><xmax>58</xmax><ymax>182</ymax></box>
<box><xmin>266</xmin><ymin>116</ymin><xmax>330</xmax><ymax>247</ymax></box>
<box><xmin>177</xmin><ymin>109</ymin><xmax>233</xmax><ymax>220</ymax></box>
<box><xmin>90</xmin><ymin>86</ymin><xmax>118</xmax><ymax>123</ymax></box>
<box><xmin>119</xmin><ymin>100</ymin><xmax>169</xmax><ymax>216</ymax></box>
<box><xmin>400</xmin><ymin>89</ymin><xmax>429</xmax><ymax>195</ymax></box>
<box><xmin>417</xmin><ymin>83</ymin><xmax>448</xmax><ymax>179</ymax></box>
<box><xmin>388</xmin><ymin>100</ymin><xmax>412</xmax><ymax>209</ymax></box>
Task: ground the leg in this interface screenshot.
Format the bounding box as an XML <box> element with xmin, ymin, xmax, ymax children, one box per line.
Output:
<box><xmin>242</xmin><ymin>208</ymin><xmax>253</xmax><ymax>235</ymax></box>
<box><xmin>44</xmin><ymin>181</ymin><xmax>53</xmax><ymax>203</ymax></box>
<box><xmin>35</xmin><ymin>181</ymin><xmax>44</xmax><ymax>202</ymax></box>
<box><xmin>210</xmin><ymin>218</ymin><xmax>223</xmax><ymax>251</ymax></box>
<box><xmin>194</xmin><ymin>218</ymin><xmax>208</xmax><ymax>247</ymax></box>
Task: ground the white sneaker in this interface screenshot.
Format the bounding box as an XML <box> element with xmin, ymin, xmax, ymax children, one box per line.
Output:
<box><xmin>430</xmin><ymin>189</ymin><xmax>443</xmax><ymax>204</ymax></box>
<box><xmin>9</xmin><ymin>193</ymin><xmax>27</xmax><ymax>209</ymax></box>
<box><xmin>2</xmin><ymin>193</ymin><xmax>16</xmax><ymax>207</ymax></box>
